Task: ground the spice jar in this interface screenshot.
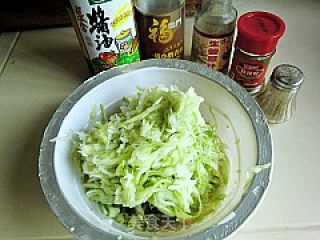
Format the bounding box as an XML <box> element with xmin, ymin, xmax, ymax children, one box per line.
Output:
<box><xmin>134</xmin><ymin>0</ymin><xmax>185</xmax><ymax>60</ymax></box>
<box><xmin>191</xmin><ymin>0</ymin><xmax>237</xmax><ymax>73</ymax></box>
<box><xmin>256</xmin><ymin>64</ymin><xmax>304</xmax><ymax>124</ymax></box>
<box><xmin>229</xmin><ymin>11</ymin><xmax>286</xmax><ymax>95</ymax></box>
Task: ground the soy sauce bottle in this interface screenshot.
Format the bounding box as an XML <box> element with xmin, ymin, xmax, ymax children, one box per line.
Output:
<box><xmin>191</xmin><ymin>0</ymin><xmax>237</xmax><ymax>73</ymax></box>
<box><xmin>134</xmin><ymin>0</ymin><xmax>185</xmax><ymax>60</ymax></box>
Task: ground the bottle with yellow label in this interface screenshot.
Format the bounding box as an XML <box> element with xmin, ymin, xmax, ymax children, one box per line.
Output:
<box><xmin>191</xmin><ymin>0</ymin><xmax>237</xmax><ymax>73</ymax></box>
<box><xmin>134</xmin><ymin>0</ymin><xmax>185</xmax><ymax>60</ymax></box>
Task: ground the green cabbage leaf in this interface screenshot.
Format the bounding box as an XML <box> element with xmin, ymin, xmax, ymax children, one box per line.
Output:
<box><xmin>72</xmin><ymin>86</ymin><xmax>229</xmax><ymax>228</ymax></box>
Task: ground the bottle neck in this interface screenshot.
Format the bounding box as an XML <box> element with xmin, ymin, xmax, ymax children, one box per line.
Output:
<box><xmin>200</xmin><ymin>0</ymin><xmax>233</xmax><ymax>15</ymax></box>
<box><xmin>194</xmin><ymin>0</ymin><xmax>236</xmax><ymax>35</ymax></box>
<box><xmin>134</xmin><ymin>0</ymin><xmax>184</xmax><ymax>15</ymax></box>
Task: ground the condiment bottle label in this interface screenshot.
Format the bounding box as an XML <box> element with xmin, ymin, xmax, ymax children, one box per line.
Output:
<box><xmin>67</xmin><ymin>0</ymin><xmax>140</xmax><ymax>73</ymax></box>
<box><xmin>191</xmin><ymin>28</ymin><xmax>234</xmax><ymax>72</ymax></box>
<box><xmin>134</xmin><ymin>6</ymin><xmax>184</xmax><ymax>59</ymax></box>
<box><xmin>230</xmin><ymin>50</ymin><xmax>271</xmax><ymax>90</ymax></box>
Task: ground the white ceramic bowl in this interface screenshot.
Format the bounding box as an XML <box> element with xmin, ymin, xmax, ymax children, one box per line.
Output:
<box><xmin>39</xmin><ymin>59</ymin><xmax>272</xmax><ymax>240</ymax></box>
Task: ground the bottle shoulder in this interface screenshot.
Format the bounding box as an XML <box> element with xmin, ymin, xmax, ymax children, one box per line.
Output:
<box><xmin>193</xmin><ymin>25</ymin><xmax>234</xmax><ymax>38</ymax></box>
<box><xmin>194</xmin><ymin>15</ymin><xmax>236</xmax><ymax>37</ymax></box>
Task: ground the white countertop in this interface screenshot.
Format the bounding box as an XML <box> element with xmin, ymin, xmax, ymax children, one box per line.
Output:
<box><xmin>1</xmin><ymin>0</ymin><xmax>320</xmax><ymax>239</ymax></box>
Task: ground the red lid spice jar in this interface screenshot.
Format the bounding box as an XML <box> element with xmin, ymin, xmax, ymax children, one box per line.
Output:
<box><xmin>229</xmin><ymin>11</ymin><xmax>286</xmax><ymax>95</ymax></box>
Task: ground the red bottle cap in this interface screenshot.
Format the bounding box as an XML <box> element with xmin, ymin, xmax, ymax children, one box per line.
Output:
<box><xmin>236</xmin><ymin>11</ymin><xmax>286</xmax><ymax>55</ymax></box>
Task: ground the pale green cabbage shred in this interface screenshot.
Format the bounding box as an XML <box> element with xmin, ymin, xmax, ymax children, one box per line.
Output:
<box><xmin>72</xmin><ymin>86</ymin><xmax>229</xmax><ymax>228</ymax></box>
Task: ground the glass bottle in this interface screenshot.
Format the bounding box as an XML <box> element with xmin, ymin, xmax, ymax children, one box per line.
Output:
<box><xmin>256</xmin><ymin>64</ymin><xmax>304</xmax><ymax>124</ymax></box>
<box><xmin>134</xmin><ymin>0</ymin><xmax>185</xmax><ymax>60</ymax></box>
<box><xmin>191</xmin><ymin>0</ymin><xmax>237</xmax><ymax>73</ymax></box>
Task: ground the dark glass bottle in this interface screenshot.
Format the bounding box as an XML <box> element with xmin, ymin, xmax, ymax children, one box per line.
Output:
<box><xmin>134</xmin><ymin>0</ymin><xmax>185</xmax><ymax>60</ymax></box>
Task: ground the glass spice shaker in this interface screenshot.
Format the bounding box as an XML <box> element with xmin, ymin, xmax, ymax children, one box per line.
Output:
<box><xmin>256</xmin><ymin>64</ymin><xmax>304</xmax><ymax>124</ymax></box>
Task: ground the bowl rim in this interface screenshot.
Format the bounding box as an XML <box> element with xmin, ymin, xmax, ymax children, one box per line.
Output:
<box><xmin>38</xmin><ymin>59</ymin><xmax>272</xmax><ymax>240</ymax></box>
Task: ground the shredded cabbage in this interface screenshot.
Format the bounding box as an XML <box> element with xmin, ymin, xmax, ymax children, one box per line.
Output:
<box><xmin>72</xmin><ymin>86</ymin><xmax>229</xmax><ymax>230</ymax></box>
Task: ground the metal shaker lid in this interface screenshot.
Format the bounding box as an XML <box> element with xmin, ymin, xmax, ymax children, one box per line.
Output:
<box><xmin>271</xmin><ymin>64</ymin><xmax>304</xmax><ymax>90</ymax></box>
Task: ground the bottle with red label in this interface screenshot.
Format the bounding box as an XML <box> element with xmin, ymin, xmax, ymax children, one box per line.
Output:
<box><xmin>191</xmin><ymin>0</ymin><xmax>237</xmax><ymax>73</ymax></box>
<box><xmin>229</xmin><ymin>11</ymin><xmax>286</xmax><ymax>95</ymax></box>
